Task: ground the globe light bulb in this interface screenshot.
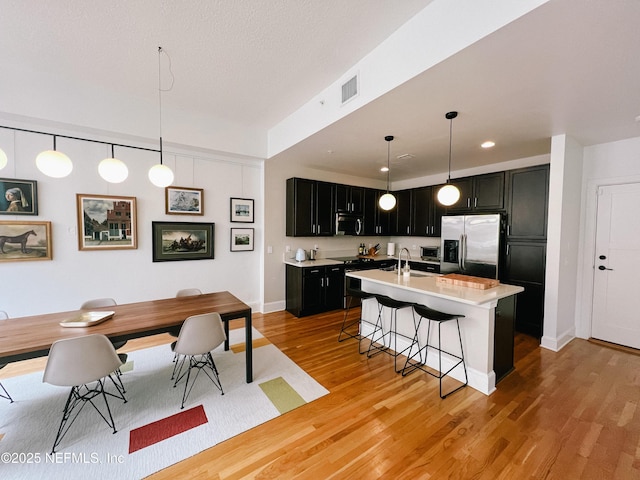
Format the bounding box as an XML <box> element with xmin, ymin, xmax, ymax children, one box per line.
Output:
<box><xmin>378</xmin><ymin>192</ymin><xmax>396</xmax><ymax>211</ymax></box>
<box><xmin>437</xmin><ymin>184</ymin><xmax>461</xmax><ymax>206</ymax></box>
<box><xmin>36</xmin><ymin>149</ymin><xmax>73</xmax><ymax>178</ymax></box>
<box><xmin>148</xmin><ymin>163</ymin><xmax>174</xmax><ymax>187</ymax></box>
<box><xmin>98</xmin><ymin>157</ymin><xmax>129</xmax><ymax>183</ymax></box>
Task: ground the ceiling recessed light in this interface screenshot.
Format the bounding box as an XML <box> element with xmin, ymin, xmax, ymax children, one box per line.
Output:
<box><xmin>380</xmin><ymin>166</ymin><xmax>389</xmax><ymax>172</ymax></box>
<box><xmin>481</xmin><ymin>141</ymin><xmax>495</xmax><ymax>149</ymax></box>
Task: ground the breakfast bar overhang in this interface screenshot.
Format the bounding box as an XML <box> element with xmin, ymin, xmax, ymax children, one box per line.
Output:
<box><xmin>347</xmin><ymin>270</ymin><xmax>524</xmax><ymax>395</ymax></box>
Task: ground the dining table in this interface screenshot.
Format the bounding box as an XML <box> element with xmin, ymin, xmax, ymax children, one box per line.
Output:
<box><xmin>0</xmin><ymin>291</ymin><xmax>254</xmax><ymax>383</ymax></box>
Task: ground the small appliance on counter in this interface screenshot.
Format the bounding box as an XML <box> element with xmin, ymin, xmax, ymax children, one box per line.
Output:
<box><xmin>309</xmin><ymin>248</ymin><xmax>317</xmax><ymax>260</ymax></box>
<box><xmin>295</xmin><ymin>248</ymin><xmax>307</xmax><ymax>261</ymax></box>
<box><xmin>387</xmin><ymin>242</ymin><xmax>395</xmax><ymax>256</ymax></box>
<box><xmin>420</xmin><ymin>246</ymin><xmax>440</xmax><ymax>261</ymax></box>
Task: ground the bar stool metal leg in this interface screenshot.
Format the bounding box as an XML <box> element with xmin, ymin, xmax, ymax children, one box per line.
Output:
<box><xmin>366</xmin><ymin>295</ymin><xmax>414</xmax><ymax>372</ymax></box>
<box><xmin>339</xmin><ymin>289</ymin><xmax>373</xmax><ymax>343</ymax></box>
<box><xmin>402</xmin><ymin>304</ymin><xmax>468</xmax><ymax>398</ymax></box>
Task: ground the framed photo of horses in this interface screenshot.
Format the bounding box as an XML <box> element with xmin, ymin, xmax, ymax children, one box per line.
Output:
<box><xmin>152</xmin><ymin>221</ymin><xmax>215</xmax><ymax>262</ymax></box>
<box><xmin>76</xmin><ymin>194</ymin><xmax>138</xmax><ymax>251</ymax></box>
<box><xmin>0</xmin><ymin>220</ymin><xmax>52</xmax><ymax>262</ymax></box>
<box><xmin>0</xmin><ymin>178</ymin><xmax>38</xmax><ymax>216</ymax></box>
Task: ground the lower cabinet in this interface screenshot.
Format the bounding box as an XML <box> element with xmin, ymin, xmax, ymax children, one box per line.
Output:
<box><xmin>494</xmin><ymin>295</ymin><xmax>516</xmax><ymax>383</ymax></box>
<box><xmin>286</xmin><ymin>264</ymin><xmax>344</xmax><ymax>317</ymax></box>
<box><xmin>503</xmin><ymin>241</ymin><xmax>546</xmax><ymax>338</ymax></box>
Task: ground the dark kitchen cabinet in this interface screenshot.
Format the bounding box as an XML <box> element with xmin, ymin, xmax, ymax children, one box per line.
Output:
<box><xmin>286</xmin><ymin>178</ymin><xmax>335</xmax><ymax>237</ymax></box>
<box><xmin>503</xmin><ymin>241</ymin><xmax>546</xmax><ymax>338</ymax></box>
<box><xmin>363</xmin><ymin>188</ymin><xmax>390</xmax><ymax>235</ymax></box>
<box><xmin>446</xmin><ymin>172</ymin><xmax>505</xmax><ymax>213</ymax></box>
<box><xmin>335</xmin><ymin>184</ymin><xmax>364</xmax><ymax>214</ymax></box>
<box><xmin>494</xmin><ymin>295</ymin><xmax>516</xmax><ymax>383</ymax></box>
<box><xmin>286</xmin><ymin>264</ymin><xmax>345</xmax><ymax>317</ymax></box>
<box><xmin>411</xmin><ymin>185</ymin><xmax>444</xmax><ymax>237</ymax></box>
<box><xmin>390</xmin><ymin>189</ymin><xmax>412</xmax><ymax>235</ymax></box>
<box><xmin>506</xmin><ymin>164</ymin><xmax>549</xmax><ymax>240</ymax></box>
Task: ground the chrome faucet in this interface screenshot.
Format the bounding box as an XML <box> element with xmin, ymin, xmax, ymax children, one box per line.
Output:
<box><xmin>398</xmin><ymin>247</ymin><xmax>411</xmax><ymax>275</ymax></box>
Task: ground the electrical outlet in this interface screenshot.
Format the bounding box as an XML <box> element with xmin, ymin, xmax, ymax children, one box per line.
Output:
<box><xmin>314</xmin><ymin>244</ymin><xmax>318</xmax><ymax>250</ymax></box>
<box><xmin>285</xmin><ymin>245</ymin><xmax>291</xmax><ymax>252</ymax></box>
<box><xmin>267</xmin><ymin>245</ymin><xmax>273</xmax><ymax>254</ymax></box>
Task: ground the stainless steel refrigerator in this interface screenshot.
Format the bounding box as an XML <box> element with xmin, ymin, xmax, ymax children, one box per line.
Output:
<box><xmin>440</xmin><ymin>214</ymin><xmax>502</xmax><ymax>279</ymax></box>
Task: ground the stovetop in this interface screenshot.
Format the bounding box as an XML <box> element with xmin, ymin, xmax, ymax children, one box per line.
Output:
<box><xmin>328</xmin><ymin>256</ymin><xmax>375</xmax><ymax>264</ymax></box>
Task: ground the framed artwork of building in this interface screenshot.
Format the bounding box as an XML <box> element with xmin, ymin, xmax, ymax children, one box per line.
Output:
<box><xmin>76</xmin><ymin>194</ymin><xmax>137</xmax><ymax>251</ymax></box>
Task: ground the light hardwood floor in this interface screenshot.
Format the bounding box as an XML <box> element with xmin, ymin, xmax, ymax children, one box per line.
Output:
<box><xmin>2</xmin><ymin>309</ymin><xmax>639</xmax><ymax>479</ymax></box>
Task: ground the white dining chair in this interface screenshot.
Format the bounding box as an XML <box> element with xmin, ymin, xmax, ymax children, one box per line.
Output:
<box><xmin>43</xmin><ymin>334</ymin><xmax>126</xmax><ymax>453</ymax></box>
<box><xmin>0</xmin><ymin>310</ymin><xmax>13</xmax><ymax>403</ymax></box>
<box><xmin>171</xmin><ymin>312</ymin><xmax>226</xmax><ymax>409</ymax></box>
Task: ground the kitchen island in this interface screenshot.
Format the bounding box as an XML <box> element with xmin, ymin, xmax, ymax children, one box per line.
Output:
<box><xmin>347</xmin><ymin>269</ymin><xmax>524</xmax><ymax>395</ymax></box>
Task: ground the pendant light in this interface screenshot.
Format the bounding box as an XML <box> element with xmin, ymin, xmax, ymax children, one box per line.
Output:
<box><xmin>378</xmin><ymin>135</ymin><xmax>396</xmax><ymax>211</ymax></box>
<box><xmin>36</xmin><ymin>135</ymin><xmax>73</xmax><ymax>178</ymax></box>
<box><xmin>0</xmin><ymin>147</ymin><xmax>7</xmax><ymax>170</ymax></box>
<box><xmin>98</xmin><ymin>144</ymin><xmax>129</xmax><ymax>183</ymax></box>
<box><xmin>148</xmin><ymin>46</ymin><xmax>174</xmax><ymax>188</ymax></box>
<box><xmin>437</xmin><ymin>111</ymin><xmax>461</xmax><ymax>206</ymax></box>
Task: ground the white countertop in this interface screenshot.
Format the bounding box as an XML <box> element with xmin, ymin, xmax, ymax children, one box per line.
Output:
<box><xmin>346</xmin><ymin>269</ymin><xmax>523</xmax><ymax>306</ymax></box>
<box><xmin>283</xmin><ymin>254</ymin><xmax>437</xmax><ymax>268</ymax></box>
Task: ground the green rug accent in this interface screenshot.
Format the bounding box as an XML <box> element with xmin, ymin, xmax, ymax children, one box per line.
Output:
<box><xmin>259</xmin><ymin>376</ymin><xmax>306</xmax><ymax>414</ymax></box>
<box><xmin>120</xmin><ymin>360</ymin><xmax>134</xmax><ymax>373</ymax></box>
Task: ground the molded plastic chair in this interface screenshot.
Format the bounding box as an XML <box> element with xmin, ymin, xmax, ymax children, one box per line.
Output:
<box><xmin>0</xmin><ymin>310</ymin><xmax>13</xmax><ymax>403</ymax></box>
<box><xmin>80</xmin><ymin>298</ymin><xmax>127</xmax><ymax>393</ymax></box>
<box><xmin>170</xmin><ymin>289</ymin><xmax>203</xmax><ymax>338</ymax></box>
<box><xmin>43</xmin><ymin>334</ymin><xmax>126</xmax><ymax>453</ymax></box>
<box><xmin>176</xmin><ymin>288</ymin><xmax>202</xmax><ymax>298</ymax></box>
<box><xmin>171</xmin><ymin>312</ymin><xmax>225</xmax><ymax>409</ymax></box>
<box><xmin>80</xmin><ymin>298</ymin><xmax>125</xmax><ymax>349</ymax></box>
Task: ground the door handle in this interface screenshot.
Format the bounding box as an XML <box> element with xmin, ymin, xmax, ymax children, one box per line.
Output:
<box><xmin>598</xmin><ymin>265</ymin><xmax>613</xmax><ymax>271</ymax></box>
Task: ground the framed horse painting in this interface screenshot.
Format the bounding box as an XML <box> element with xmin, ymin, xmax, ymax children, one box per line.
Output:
<box><xmin>0</xmin><ymin>220</ymin><xmax>52</xmax><ymax>262</ymax></box>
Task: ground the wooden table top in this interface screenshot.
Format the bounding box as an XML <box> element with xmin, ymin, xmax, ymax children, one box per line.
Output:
<box><xmin>0</xmin><ymin>291</ymin><xmax>251</xmax><ymax>363</ymax></box>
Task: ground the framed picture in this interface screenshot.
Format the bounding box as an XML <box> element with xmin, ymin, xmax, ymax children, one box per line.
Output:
<box><xmin>76</xmin><ymin>194</ymin><xmax>137</xmax><ymax>251</ymax></box>
<box><xmin>165</xmin><ymin>186</ymin><xmax>204</xmax><ymax>215</ymax></box>
<box><xmin>152</xmin><ymin>221</ymin><xmax>215</xmax><ymax>262</ymax></box>
<box><xmin>230</xmin><ymin>197</ymin><xmax>254</xmax><ymax>223</ymax></box>
<box><xmin>0</xmin><ymin>220</ymin><xmax>52</xmax><ymax>262</ymax></box>
<box><xmin>230</xmin><ymin>228</ymin><xmax>254</xmax><ymax>252</ymax></box>
<box><xmin>0</xmin><ymin>178</ymin><xmax>38</xmax><ymax>216</ymax></box>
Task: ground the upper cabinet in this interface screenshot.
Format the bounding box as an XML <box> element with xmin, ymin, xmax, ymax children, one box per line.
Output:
<box><xmin>335</xmin><ymin>184</ymin><xmax>364</xmax><ymax>214</ymax></box>
<box><xmin>363</xmin><ymin>188</ymin><xmax>390</xmax><ymax>235</ymax></box>
<box><xmin>286</xmin><ymin>178</ymin><xmax>335</xmax><ymax>237</ymax></box>
<box><xmin>446</xmin><ymin>172</ymin><xmax>505</xmax><ymax>213</ymax></box>
<box><xmin>411</xmin><ymin>185</ymin><xmax>444</xmax><ymax>237</ymax></box>
<box><xmin>390</xmin><ymin>189</ymin><xmax>412</xmax><ymax>235</ymax></box>
<box><xmin>506</xmin><ymin>164</ymin><xmax>549</xmax><ymax>240</ymax></box>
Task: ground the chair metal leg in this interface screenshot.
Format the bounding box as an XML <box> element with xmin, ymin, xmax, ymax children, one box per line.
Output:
<box><xmin>173</xmin><ymin>353</ymin><xmax>224</xmax><ymax>409</ymax></box>
<box><xmin>50</xmin><ymin>378</ymin><xmax>118</xmax><ymax>454</ymax></box>
<box><xmin>0</xmin><ymin>380</ymin><xmax>13</xmax><ymax>403</ymax></box>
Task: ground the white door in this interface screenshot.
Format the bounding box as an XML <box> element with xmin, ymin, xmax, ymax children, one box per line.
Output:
<box><xmin>591</xmin><ymin>183</ymin><xmax>640</xmax><ymax>349</ymax></box>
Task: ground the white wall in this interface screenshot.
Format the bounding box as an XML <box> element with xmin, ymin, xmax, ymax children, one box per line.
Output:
<box><xmin>575</xmin><ymin>136</ymin><xmax>640</xmax><ymax>340</ymax></box>
<box><xmin>0</xmin><ymin>119</ymin><xmax>263</xmax><ymax>317</ymax></box>
<box><xmin>541</xmin><ymin>135</ymin><xmax>583</xmax><ymax>351</ymax></box>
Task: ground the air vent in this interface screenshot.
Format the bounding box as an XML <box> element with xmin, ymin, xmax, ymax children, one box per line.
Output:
<box><xmin>341</xmin><ymin>75</ymin><xmax>358</xmax><ymax>104</ymax></box>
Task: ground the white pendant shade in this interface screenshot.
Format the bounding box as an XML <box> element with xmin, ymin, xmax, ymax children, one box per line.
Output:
<box><xmin>379</xmin><ymin>192</ymin><xmax>396</xmax><ymax>211</ymax></box>
<box><xmin>148</xmin><ymin>163</ymin><xmax>174</xmax><ymax>187</ymax></box>
<box><xmin>98</xmin><ymin>157</ymin><xmax>129</xmax><ymax>183</ymax></box>
<box><xmin>0</xmin><ymin>147</ymin><xmax>7</xmax><ymax>170</ymax></box>
<box><xmin>437</xmin><ymin>184</ymin><xmax>461</xmax><ymax>206</ymax></box>
<box><xmin>36</xmin><ymin>149</ymin><xmax>73</xmax><ymax>178</ymax></box>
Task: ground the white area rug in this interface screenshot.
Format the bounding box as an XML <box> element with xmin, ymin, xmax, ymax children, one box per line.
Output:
<box><xmin>0</xmin><ymin>327</ymin><xmax>328</xmax><ymax>479</ymax></box>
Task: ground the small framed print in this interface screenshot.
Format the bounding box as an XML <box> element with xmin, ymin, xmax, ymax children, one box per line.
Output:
<box><xmin>230</xmin><ymin>197</ymin><xmax>254</xmax><ymax>223</ymax></box>
<box><xmin>230</xmin><ymin>228</ymin><xmax>254</xmax><ymax>252</ymax></box>
<box><xmin>0</xmin><ymin>178</ymin><xmax>38</xmax><ymax>216</ymax></box>
<box><xmin>152</xmin><ymin>221</ymin><xmax>215</xmax><ymax>262</ymax></box>
<box><xmin>0</xmin><ymin>220</ymin><xmax>52</xmax><ymax>262</ymax></box>
<box><xmin>165</xmin><ymin>186</ymin><xmax>204</xmax><ymax>215</ymax></box>
<box><xmin>76</xmin><ymin>194</ymin><xmax>137</xmax><ymax>251</ymax></box>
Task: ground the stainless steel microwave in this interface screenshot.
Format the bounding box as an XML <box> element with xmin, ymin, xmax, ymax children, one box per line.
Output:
<box><xmin>335</xmin><ymin>213</ymin><xmax>363</xmax><ymax>236</ymax></box>
<box><xmin>420</xmin><ymin>246</ymin><xmax>440</xmax><ymax>259</ymax></box>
